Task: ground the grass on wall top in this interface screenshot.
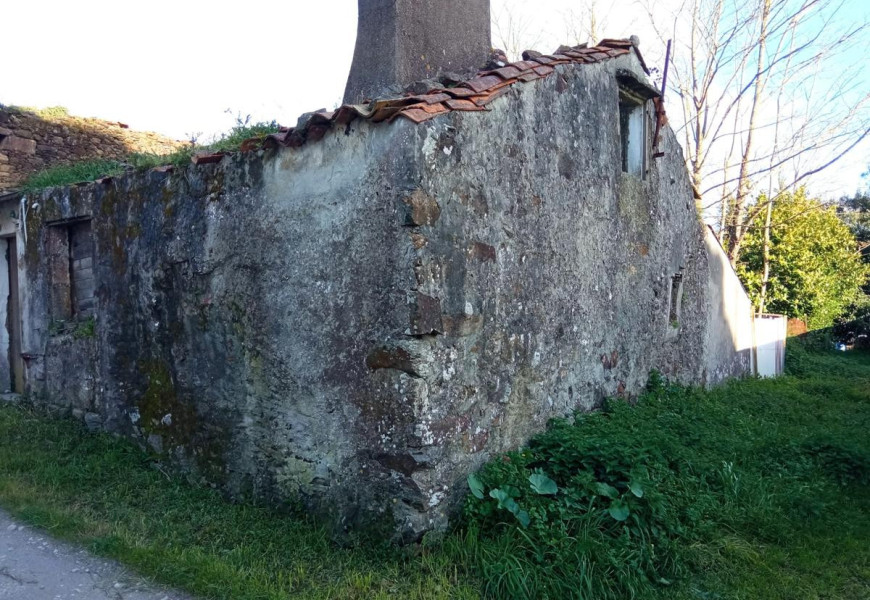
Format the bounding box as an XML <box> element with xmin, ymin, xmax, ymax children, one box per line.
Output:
<box><xmin>18</xmin><ymin>121</ymin><xmax>282</xmax><ymax>193</ymax></box>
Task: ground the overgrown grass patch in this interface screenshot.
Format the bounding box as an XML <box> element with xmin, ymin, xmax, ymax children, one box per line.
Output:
<box><xmin>0</xmin><ymin>342</ymin><xmax>867</xmax><ymax>599</ymax></box>
<box><xmin>464</xmin><ymin>343</ymin><xmax>870</xmax><ymax>599</ymax></box>
<box><xmin>0</xmin><ymin>406</ymin><xmax>478</xmax><ymax>599</ymax></box>
<box><xmin>20</xmin><ymin>159</ymin><xmax>126</xmax><ymax>192</ymax></box>
<box><xmin>19</xmin><ymin>121</ymin><xmax>282</xmax><ymax>192</ymax></box>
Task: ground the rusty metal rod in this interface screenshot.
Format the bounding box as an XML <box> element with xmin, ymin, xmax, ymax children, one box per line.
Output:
<box><xmin>653</xmin><ymin>39</ymin><xmax>672</xmax><ymax>158</ymax></box>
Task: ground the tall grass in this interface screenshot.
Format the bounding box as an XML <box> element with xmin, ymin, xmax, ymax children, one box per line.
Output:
<box><xmin>463</xmin><ymin>342</ymin><xmax>870</xmax><ymax>599</ymax></box>
<box><xmin>0</xmin><ymin>341</ymin><xmax>867</xmax><ymax>599</ymax></box>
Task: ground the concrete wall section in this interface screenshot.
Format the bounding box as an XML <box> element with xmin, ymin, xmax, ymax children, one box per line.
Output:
<box><xmin>755</xmin><ymin>314</ymin><xmax>787</xmax><ymax>377</ymax></box>
<box><xmin>702</xmin><ymin>227</ymin><xmax>755</xmax><ymax>383</ymax></box>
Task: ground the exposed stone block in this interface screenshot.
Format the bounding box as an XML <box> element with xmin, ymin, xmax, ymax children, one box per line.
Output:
<box><xmin>408</xmin><ymin>292</ymin><xmax>443</xmax><ymax>335</ymax></box>
<box><xmin>83</xmin><ymin>412</ymin><xmax>102</xmax><ymax>432</ymax></box>
<box><xmin>403</xmin><ymin>189</ymin><xmax>441</xmax><ymax>226</ymax></box>
<box><xmin>0</xmin><ymin>136</ymin><xmax>37</xmax><ymax>154</ymax></box>
<box><xmin>469</xmin><ymin>241</ymin><xmax>496</xmax><ymax>262</ymax></box>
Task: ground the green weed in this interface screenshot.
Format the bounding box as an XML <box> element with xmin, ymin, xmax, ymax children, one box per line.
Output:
<box><xmin>0</xmin><ymin>341</ymin><xmax>867</xmax><ymax>599</ymax></box>
<box><xmin>19</xmin><ymin>120</ymin><xmax>281</xmax><ymax>192</ymax></box>
<box><xmin>463</xmin><ymin>342</ymin><xmax>870</xmax><ymax>599</ymax></box>
<box><xmin>21</xmin><ymin>160</ymin><xmax>125</xmax><ymax>192</ymax></box>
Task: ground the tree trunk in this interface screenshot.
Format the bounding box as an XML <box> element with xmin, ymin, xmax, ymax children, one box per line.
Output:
<box><xmin>726</xmin><ymin>0</ymin><xmax>771</xmax><ymax>265</ymax></box>
<box><xmin>758</xmin><ymin>197</ymin><xmax>774</xmax><ymax>314</ymax></box>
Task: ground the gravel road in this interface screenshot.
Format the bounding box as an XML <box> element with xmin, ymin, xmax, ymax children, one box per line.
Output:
<box><xmin>0</xmin><ymin>510</ymin><xmax>192</xmax><ymax>600</ymax></box>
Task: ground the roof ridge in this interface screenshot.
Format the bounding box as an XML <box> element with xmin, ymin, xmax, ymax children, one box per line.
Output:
<box><xmin>243</xmin><ymin>39</ymin><xmax>646</xmax><ymax>152</ymax></box>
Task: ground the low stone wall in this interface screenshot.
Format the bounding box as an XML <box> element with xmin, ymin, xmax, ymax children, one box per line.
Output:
<box><xmin>0</xmin><ymin>107</ymin><xmax>185</xmax><ymax>191</ymax></box>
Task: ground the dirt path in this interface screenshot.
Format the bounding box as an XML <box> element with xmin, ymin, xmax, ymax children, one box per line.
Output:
<box><xmin>0</xmin><ymin>509</ymin><xmax>192</xmax><ymax>600</ymax></box>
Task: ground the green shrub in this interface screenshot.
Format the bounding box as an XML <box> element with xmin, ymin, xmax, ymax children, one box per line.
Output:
<box><xmin>208</xmin><ymin>120</ymin><xmax>281</xmax><ymax>153</ymax></box>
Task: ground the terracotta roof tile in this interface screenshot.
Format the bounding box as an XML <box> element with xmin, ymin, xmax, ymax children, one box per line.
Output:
<box><xmin>410</xmin><ymin>92</ymin><xmax>453</xmax><ymax>104</ymax></box>
<box><xmin>444</xmin><ymin>99</ymin><xmax>486</xmax><ymax>111</ymax></box>
<box><xmin>491</xmin><ymin>65</ymin><xmax>524</xmax><ymax>80</ymax></box>
<box><xmin>518</xmin><ymin>72</ymin><xmax>543</xmax><ymax>83</ymax></box>
<box><xmin>473</xmin><ymin>87</ymin><xmax>512</xmax><ymax>107</ymax></box>
<box><xmin>465</xmin><ymin>74</ymin><xmax>504</xmax><ymax>93</ymax></box>
<box><xmin>441</xmin><ymin>87</ymin><xmax>478</xmax><ymax>98</ymax></box>
<box><xmin>511</xmin><ymin>60</ymin><xmax>539</xmax><ymax>71</ymax></box>
<box><xmin>238</xmin><ymin>38</ymin><xmax>653</xmax><ymax>154</ymax></box>
<box><xmin>419</xmin><ymin>103</ymin><xmax>451</xmax><ymax>115</ymax></box>
<box><xmin>399</xmin><ymin>108</ymin><xmax>440</xmax><ymax>124</ymax></box>
<box><xmin>599</xmin><ymin>38</ymin><xmax>650</xmax><ymax>73</ymax></box>
<box><xmin>598</xmin><ymin>38</ymin><xmax>634</xmax><ymax>48</ymax></box>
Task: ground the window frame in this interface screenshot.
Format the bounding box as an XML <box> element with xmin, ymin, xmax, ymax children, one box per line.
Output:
<box><xmin>615</xmin><ymin>69</ymin><xmax>660</xmax><ymax>180</ymax></box>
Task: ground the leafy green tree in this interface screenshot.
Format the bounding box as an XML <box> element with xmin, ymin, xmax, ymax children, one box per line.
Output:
<box><xmin>835</xmin><ymin>187</ymin><xmax>870</xmax><ymax>341</ymax></box>
<box><xmin>838</xmin><ymin>190</ymin><xmax>870</xmax><ymax>269</ymax></box>
<box><xmin>839</xmin><ymin>189</ymin><xmax>870</xmax><ymax>233</ymax></box>
<box><xmin>737</xmin><ymin>188</ymin><xmax>869</xmax><ymax>329</ymax></box>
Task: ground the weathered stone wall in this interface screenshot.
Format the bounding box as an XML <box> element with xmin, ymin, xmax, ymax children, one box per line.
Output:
<box><xmin>9</xmin><ymin>118</ymin><xmax>420</xmax><ymax>535</ymax></box>
<box><xmin>0</xmin><ymin>107</ymin><xmax>185</xmax><ymax>191</ymax></box>
<box><xmin>0</xmin><ymin>51</ymin><xmax>755</xmax><ymax>539</ymax></box>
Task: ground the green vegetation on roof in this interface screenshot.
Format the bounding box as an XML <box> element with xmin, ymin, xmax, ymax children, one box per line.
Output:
<box><xmin>19</xmin><ymin>121</ymin><xmax>282</xmax><ymax>193</ymax></box>
<box><xmin>1</xmin><ymin>104</ymin><xmax>71</xmax><ymax>119</ymax></box>
<box><xmin>20</xmin><ymin>160</ymin><xmax>126</xmax><ymax>193</ymax></box>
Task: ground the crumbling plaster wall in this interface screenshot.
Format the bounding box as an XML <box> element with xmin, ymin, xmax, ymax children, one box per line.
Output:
<box><xmin>8</xmin><ymin>116</ymin><xmax>422</xmax><ymax>529</ymax></box>
<box><xmin>1</xmin><ymin>50</ymin><xmax>754</xmax><ymax>539</ymax></box>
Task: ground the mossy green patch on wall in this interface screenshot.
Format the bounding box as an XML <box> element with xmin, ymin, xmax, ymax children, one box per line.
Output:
<box><xmin>137</xmin><ymin>359</ymin><xmax>197</xmax><ymax>447</ymax></box>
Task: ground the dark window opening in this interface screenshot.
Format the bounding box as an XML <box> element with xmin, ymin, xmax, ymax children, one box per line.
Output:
<box><xmin>48</xmin><ymin>219</ymin><xmax>94</xmax><ymax>323</ymax></box>
<box><xmin>669</xmin><ymin>273</ymin><xmax>683</xmax><ymax>327</ymax></box>
<box><xmin>69</xmin><ymin>221</ymin><xmax>95</xmax><ymax>318</ymax></box>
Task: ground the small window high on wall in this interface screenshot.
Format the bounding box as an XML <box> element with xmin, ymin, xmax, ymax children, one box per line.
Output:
<box><xmin>619</xmin><ymin>92</ymin><xmax>646</xmax><ymax>176</ymax></box>
<box><xmin>615</xmin><ymin>69</ymin><xmax>660</xmax><ymax>179</ymax></box>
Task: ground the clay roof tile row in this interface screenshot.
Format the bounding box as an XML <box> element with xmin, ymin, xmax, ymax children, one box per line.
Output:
<box><xmin>242</xmin><ymin>39</ymin><xmax>649</xmax><ymax>153</ymax></box>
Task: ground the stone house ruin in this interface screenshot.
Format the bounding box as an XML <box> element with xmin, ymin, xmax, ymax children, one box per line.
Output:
<box><xmin>0</xmin><ymin>106</ymin><xmax>185</xmax><ymax>193</ymax></box>
<box><xmin>0</xmin><ymin>0</ymin><xmax>776</xmax><ymax>539</ymax></box>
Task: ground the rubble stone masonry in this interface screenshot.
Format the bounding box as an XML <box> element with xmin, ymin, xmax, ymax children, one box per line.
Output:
<box><xmin>0</xmin><ymin>106</ymin><xmax>185</xmax><ymax>191</ymax></box>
